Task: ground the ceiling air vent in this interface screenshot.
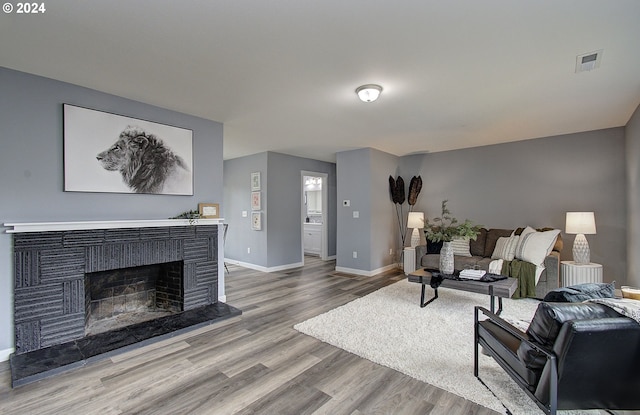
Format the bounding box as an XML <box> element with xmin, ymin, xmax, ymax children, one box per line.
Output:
<box><xmin>575</xmin><ymin>50</ymin><xmax>603</xmax><ymax>73</ymax></box>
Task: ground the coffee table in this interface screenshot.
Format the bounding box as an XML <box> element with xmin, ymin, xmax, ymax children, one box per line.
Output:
<box><xmin>407</xmin><ymin>268</ymin><xmax>518</xmax><ymax>314</ymax></box>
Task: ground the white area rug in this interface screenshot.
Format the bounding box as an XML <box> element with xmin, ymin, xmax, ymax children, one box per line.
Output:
<box><xmin>295</xmin><ymin>280</ymin><xmax>609</xmax><ymax>415</ymax></box>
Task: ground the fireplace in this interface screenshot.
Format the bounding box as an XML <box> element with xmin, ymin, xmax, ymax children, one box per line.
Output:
<box><xmin>6</xmin><ymin>219</ymin><xmax>241</xmax><ymax>387</ymax></box>
<box><xmin>84</xmin><ymin>261</ymin><xmax>184</xmax><ymax>335</ymax></box>
<box><xmin>11</xmin><ymin>222</ymin><xmax>220</xmax><ymax>355</ymax></box>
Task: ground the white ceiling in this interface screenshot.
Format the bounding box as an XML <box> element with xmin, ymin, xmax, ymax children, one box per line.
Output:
<box><xmin>2</xmin><ymin>1</ymin><xmax>639</xmax><ymax>162</ymax></box>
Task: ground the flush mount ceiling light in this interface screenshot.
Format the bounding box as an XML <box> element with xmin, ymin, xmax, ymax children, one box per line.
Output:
<box><xmin>355</xmin><ymin>84</ymin><xmax>383</xmax><ymax>102</ymax></box>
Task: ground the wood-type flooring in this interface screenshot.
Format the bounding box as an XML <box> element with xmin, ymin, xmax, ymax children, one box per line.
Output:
<box><xmin>1</xmin><ymin>257</ymin><xmax>635</xmax><ymax>414</ymax></box>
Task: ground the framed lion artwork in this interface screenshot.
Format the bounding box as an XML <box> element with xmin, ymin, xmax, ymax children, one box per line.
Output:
<box><xmin>63</xmin><ymin>104</ymin><xmax>193</xmax><ymax>195</ymax></box>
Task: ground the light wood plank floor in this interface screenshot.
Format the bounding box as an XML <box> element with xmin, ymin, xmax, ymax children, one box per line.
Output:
<box><xmin>1</xmin><ymin>257</ymin><xmax>630</xmax><ymax>414</ymax></box>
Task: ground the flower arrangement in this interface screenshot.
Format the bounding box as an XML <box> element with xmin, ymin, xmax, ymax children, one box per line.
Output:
<box><xmin>424</xmin><ymin>200</ymin><xmax>481</xmax><ymax>242</ymax></box>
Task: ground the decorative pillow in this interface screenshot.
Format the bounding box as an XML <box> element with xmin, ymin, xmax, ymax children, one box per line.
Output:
<box><xmin>515</xmin><ymin>229</ymin><xmax>561</xmax><ymax>266</ymax></box>
<box><xmin>514</xmin><ymin>226</ymin><xmax>563</xmax><ymax>253</ymax></box>
<box><xmin>514</xmin><ymin>225</ymin><xmax>536</xmax><ymax>241</ymax></box>
<box><xmin>516</xmin><ymin>302</ymin><xmax>621</xmax><ymax>370</ymax></box>
<box><xmin>451</xmin><ymin>238</ymin><xmax>471</xmax><ymax>257</ymax></box>
<box><xmin>542</xmin><ymin>282</ymin><xmax>616</xmax><ymax>303</ymax></box>
<box><xmin>469</xmin><ymin>228</ymin><xmax>487</xmax><ymax>257</ymax></box>
<box><xmin>491</xmin><ymin>235</ymin><xmax>519</xmax><ymax>261</ymax></box>
<box><xmin>483</xmin><ymin>228</ymin><xmax>514</xmax><ymax>257</ymax></box>
<box><xmin>537</xmin><ymin>227</ymin><xmax>564</xmax><ymax>252</ymax></box>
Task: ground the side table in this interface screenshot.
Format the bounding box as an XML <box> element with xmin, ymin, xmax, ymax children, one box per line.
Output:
<box><xmin>403</xmin><ymin>247</ymin><xmax>416</xmax><ymax>274</ymax></box>
<box><xmin>561</xmin><ymin>261</ymin><xmax>603</xmax><ymax>286</ymax></box>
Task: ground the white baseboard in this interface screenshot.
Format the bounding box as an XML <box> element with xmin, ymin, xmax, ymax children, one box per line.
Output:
<box><xmin>0</xmin><ymin>347</ymin><xmax>14</xmax><ymax>362</ymax></box>
<box><xmin>224</xmin><ymin>258</ymin><xmax>304</xmax><ymax>273</ymax></box>
<box><xmin>266</xmin><ymin>261</ymin><xmax>305</xmax><ymax>272</ymax></box>
<box><xmin>335</xmin><ymin>263</ymin><xmax>398</xmax><ymax>277</ymax></box>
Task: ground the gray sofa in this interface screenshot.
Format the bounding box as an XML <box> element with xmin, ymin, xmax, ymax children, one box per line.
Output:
<box><xmin>415</xmin><ymin>227</ymin><xmax>562</xmax><ymax>298</ymax></box>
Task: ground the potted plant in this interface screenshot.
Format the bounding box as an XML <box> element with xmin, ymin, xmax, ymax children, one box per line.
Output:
<box><xmin>424</xmin><ymin>200</ymin><xmax>481</xmax><ymax>274</ymax></box>
<box><xmin>170</xmin><ymin>209</ymin><xmax>201</xmax><ymax>225</ymax></box>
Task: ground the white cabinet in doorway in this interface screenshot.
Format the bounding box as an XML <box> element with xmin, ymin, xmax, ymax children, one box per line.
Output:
<box><xmin>303</xmin><ymin>224</ymin><xmax>321</xmax><ymax>255</ymax></box>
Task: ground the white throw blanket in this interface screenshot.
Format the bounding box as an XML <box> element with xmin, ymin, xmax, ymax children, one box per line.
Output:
<box><xmin>586</xmin><ymin>298</ymin><xmax>640</xmax><ymax>324</ymax></box>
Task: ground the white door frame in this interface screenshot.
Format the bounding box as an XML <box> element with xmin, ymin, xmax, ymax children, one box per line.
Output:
<box><xmin>301</xmin><ymin>171</ymin><xmax>329</xmax><ymax>261</ymax></box>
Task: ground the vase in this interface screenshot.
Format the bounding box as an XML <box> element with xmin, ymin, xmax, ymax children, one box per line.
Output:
<box><xmin>439</xmin><ymin>241</ymin><xmax>454</xmax><ymax>275</ymax></box>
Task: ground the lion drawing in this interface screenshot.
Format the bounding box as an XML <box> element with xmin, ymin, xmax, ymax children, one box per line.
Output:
<box><xmin>96</xmin><ymin>126</ymin><xmax>191</xmax><ymax>194</ymax></box>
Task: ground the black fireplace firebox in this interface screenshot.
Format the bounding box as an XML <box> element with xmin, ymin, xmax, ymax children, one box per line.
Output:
<box><xmin>13</xmin><ymin>225</ymin><xmax>218</xmax><ymax>354</ymax></box>
<box><xmin>84</xmin><ymin>261</ymin><xmax>184</xmax><ymax>335</ymax></box>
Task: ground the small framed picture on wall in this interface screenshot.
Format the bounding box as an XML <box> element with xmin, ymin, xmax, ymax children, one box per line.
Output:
<box><xmin>251</xmin><ymin>212</ymin><xmax>262</xmax><ymax>230</ymax></box>
<box><xmin>251</xmin><ymin>172</ymin><xmax>261</xmax><ymax>191</ymax></box>
<box><xmin>251</xmin><ymin>192</ymin><xmax>261</xmax><ymax>210</ymax></box>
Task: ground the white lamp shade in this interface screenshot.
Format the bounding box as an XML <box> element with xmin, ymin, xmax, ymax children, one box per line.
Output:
<box><xmin>565</xmin><ymin>212</ymin><xmax>596</xmax><ymax>234</ymax></box>
<box><xmin>407</xmin><ymin>212</ymin><xmax>424</xmax><ymax>229</ymax></box>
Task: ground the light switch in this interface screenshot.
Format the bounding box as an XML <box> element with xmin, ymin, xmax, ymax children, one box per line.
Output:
<box><xmin>242</xmin><ymin>211</ymin><xmax>248</xmax><ymax>217</ymax></box>
<box><xmin>353</xmin><ymin>211</ymin><xmax>359</xmax><ymax>218</ymax></box>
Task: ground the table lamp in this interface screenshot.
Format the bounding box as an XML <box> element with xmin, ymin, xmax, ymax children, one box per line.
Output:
<box><xmin>565</xmin><ymin>212</ymin><xmax>596</xmax><ymax>264</ymax></box>
<box><xmin>407</xmin><ymin>212</ymin><xmax>424</xmax><ymax>248</ymax></box>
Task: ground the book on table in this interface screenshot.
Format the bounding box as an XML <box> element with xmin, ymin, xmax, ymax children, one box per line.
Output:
<box><xmin>459</xmin><ymin>269</ymin><xmax>486</xmax><ymax>280</ymax></box>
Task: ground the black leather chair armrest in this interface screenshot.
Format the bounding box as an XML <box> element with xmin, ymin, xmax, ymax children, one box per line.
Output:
<box><xmin>476</xmin><ymin>306</ymin><xmax>559</xmax><ymax>414</ymax></box>
<box><xmin>475</xmin><ymin>306</ymin><xmax>553</xmax><ymax>358</ymax></box>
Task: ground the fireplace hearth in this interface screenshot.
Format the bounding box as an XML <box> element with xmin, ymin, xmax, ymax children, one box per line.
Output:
<box><xmin>10</xmin><ymin>301</ymin><xmax>240</xmax><ymax>387</ymax></box>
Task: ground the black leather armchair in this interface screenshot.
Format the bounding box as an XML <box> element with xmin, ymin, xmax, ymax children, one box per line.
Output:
<box><xmin>474</xmin><ymin>302</ymin><xmax>640</xmax><ymax>415</ymax></box>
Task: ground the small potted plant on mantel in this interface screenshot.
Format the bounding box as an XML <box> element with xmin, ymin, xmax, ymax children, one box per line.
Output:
<box><xmin>170</xmin><ymin>209</ymin><xmax>201</xmax><ymax>225</ymax></box>
<box><xmin>423</xmin><ymin>200</ymin><xmax>482</xmax><ymax>274</ymax></box>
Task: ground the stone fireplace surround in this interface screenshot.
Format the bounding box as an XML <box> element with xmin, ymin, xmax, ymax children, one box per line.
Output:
<box><xmin>6</xmin><ymin>219</ymin><xmax>241</xmax><ymax>386</ymax></box>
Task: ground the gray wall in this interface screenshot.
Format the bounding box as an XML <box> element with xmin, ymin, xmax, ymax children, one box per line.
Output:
<box><xmin>336</xmin><ymin>148</ymin><xmax>398</xmax><ymax>272</ymax></box>
<box><xmin>266</xmin><ymin>152</ymin><xmax>336</xmax><ymax>267</ymax></box>
<box><xmin>0</xmin><ymin>67</ymin><xmax>224</xmax><ymax>355</ymax></box>
<box><xmin>223</xmin><ymin>151</ymin><xmax>336</xmax><ymax>269</ymax></box>
<box><xmin>336</xmin><ymin>149</ymin><xmax>371</xmax><ymax>270</ymax></box>
<box><xmin>399</xmin><ymin>128</ymin><xmax>627</xmax><ymax>283</ymax></box>
<box><xmin>223</xmin><ymin>153</ymin><xmax>269</xmax><ymax>267</ymax></box>
<box><xmin>626</xmin><ymin>103</ymin><xmax>640</xmax><ymax>286</ymax></box>
<box><xmin>370</xmin><ymin>149</ymin><xmax>403</xmax><ymax>270</ymax></box>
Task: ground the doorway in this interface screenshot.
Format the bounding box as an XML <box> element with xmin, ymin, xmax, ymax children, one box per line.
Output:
<box><xmin>301</xmin><ymin>171</ymin><xmax>328</xmax><ymax>261</ymax></box>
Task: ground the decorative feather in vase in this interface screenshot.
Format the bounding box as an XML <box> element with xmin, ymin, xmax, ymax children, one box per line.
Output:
<box><xmin>407</xmin><ymin>176</ymin><xmax>422</xmax><ymax>206</ymax></box>
<box><xmin>389</xmin><ymin>175</ymin><xmax>421</xmax><ymax>254</ymax></box>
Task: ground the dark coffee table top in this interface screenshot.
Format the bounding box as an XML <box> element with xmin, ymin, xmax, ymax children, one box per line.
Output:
<box><xmin>408</xmin><ymin>268</ymin><xmax>518</xmax><ymax>299</ymax></box>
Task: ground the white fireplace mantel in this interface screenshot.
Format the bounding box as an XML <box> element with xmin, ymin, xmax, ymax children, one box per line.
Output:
<box><xmin>4</xmin><ymin>218</ymin><xmax>225</xmax><ymax>233</ymax></box>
